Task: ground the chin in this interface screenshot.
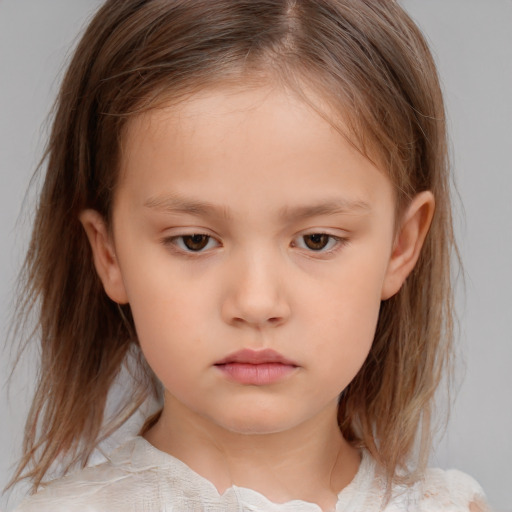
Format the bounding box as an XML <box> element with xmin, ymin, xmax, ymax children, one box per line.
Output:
<box><xmin>213</xmin><ymin>410</ymin><xmax>302</xmax><ymax>436</ymax></box>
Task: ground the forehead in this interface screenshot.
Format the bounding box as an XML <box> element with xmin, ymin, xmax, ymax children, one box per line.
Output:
<box><xmin>121</xmin><ymin>83</ymin><xmax>372</xmax><ymax>169</ymax></box>
<box><xmin>116</xmin><ymin>84</ymin><xmax>394</xmax><ymax>220</ymax></box>
<box><xmin>124</xmin><ymin>83</ymin><xmax>333</xmax><ymax>144</ymax></box>
<box><xmin>123</xmin><ymin>77</ymin><xmax>390</xmax><ymax>183</ymax></box>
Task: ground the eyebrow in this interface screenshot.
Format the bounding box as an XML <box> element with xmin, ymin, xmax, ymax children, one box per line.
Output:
<box><xmin>144</xmin><ymin>194</ymin><xmax>371</xmax><ymax>222</ymax></box>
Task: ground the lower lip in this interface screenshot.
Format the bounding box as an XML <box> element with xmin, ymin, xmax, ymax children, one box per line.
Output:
<box><xmin>216</xmin><ymin>362</ymin><xmax>297</xmax><ymax>385</ymax></box>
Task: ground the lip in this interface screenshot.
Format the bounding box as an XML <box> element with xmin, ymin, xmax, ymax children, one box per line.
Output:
<box><xmin>215</xmin><ymin>348</ymin><xmax>298</xmax><ymax>366</ymax></box>
<box><xmin>214</xmin><ymin>349</ymin><xmax>299</xmax><ymax>385</ymax></box>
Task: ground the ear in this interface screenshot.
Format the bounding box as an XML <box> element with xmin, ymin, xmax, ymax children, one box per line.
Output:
<box><xmin>381</xmin><ymin>191</ymin><xmax>435</xmax><ymax>300</ymax></box>
<box><xmin>79</xmin><ymin>209</ymin><xmax>129</xmax><ymax>304</ymax></box>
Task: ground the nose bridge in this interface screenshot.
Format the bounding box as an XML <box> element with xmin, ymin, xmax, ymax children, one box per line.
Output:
<box><xmin>222</xmin><ymin>241</ymin><xmax>290</xmax><ymax>327</ymax></box>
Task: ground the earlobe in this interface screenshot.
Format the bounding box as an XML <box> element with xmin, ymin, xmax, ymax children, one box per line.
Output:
<box><xmin>381</xmin><ymin>191</ymin><xmax>435</xmax><ymax>300</ymax></box>
<box><xmin>79</xmin><ymin>209</ymin><xmax>129</xmax><ymax>304</ymax></box>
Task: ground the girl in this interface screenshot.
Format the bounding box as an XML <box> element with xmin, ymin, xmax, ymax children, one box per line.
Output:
<box><xmin>6</xmin><ymin>0</ymin><xmax>490</xmax><ymax>510</ymax></box>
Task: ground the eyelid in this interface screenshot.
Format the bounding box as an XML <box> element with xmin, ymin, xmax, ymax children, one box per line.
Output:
<box><xmin>160</xmin><ymin>230</ymin><xmax>350</xmax><ymax>258</ymax></box>
<box><xmin>292</xmin><ymin>232</ymin><xmax>349</xmax><ymax>256</ymax></box>
<box><xmin>161</xmin><ymin>233</ymin><xmax>221</xmax><ymax>256</ymax></box>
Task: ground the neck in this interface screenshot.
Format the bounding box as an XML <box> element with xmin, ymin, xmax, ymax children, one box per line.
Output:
<box><xmin>144</xmin><ymin>393</ymin><xmax>361</xmax><ymax>511</ymax></box>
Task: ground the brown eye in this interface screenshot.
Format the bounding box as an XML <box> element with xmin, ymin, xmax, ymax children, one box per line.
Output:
<box><xmin>182</xmin><ymin>234</ymin><xmax>211</xmax><ymax>251</ymax></box>
<box><xmin>303</xmin><ymin>234</ymin><xmax>330</xmax><ymax>251</ymax></box>
<box><xmin>162</xmin><ymin>233</ymin><xmax>220</xmax><ymax>254</ymax></box>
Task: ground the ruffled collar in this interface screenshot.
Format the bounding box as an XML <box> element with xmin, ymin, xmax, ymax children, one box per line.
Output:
<box><xmin>107</xmin><ymin>436</ymin><xmax>378</xmax><ymax>511</ymax></box>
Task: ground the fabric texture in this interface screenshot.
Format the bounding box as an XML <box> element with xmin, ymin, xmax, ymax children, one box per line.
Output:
<box><xmin>15</xmin><ymin>436</ymin><xmax>488</xmax><ymax>511</ymax></box>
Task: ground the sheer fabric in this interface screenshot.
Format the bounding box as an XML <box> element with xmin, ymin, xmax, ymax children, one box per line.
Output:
<box><xmin>15</xmin><ymin>436</ymin><xmax>488</xmax><ymax>511</ymax></box>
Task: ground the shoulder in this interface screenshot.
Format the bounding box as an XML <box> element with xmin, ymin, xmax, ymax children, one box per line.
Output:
<box><xmin>14</xmin><ymin>462</ymin><xmax>142</xmax><ymax>512</ymax></box>
<box><xmin>13</xmin><ymin>437</ymin><xmax>169</xmax><ymax>512</ymax></box>
<box><xmin>385</xmin><ymin>467</ymin><xmax>490</xmax><ymax>512</ymax></box>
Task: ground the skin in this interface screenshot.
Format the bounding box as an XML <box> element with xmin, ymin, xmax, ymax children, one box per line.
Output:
<box><xmin>81</xmin><ymin>83</ymin><xmax>434</xmax><ymax>510</ymax></box>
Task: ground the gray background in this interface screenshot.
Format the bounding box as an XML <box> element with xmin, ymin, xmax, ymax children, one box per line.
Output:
<box><xmin>0</xmin><ymin>1</ymin><xmax>510</xmax><ymax>510</ymax></box>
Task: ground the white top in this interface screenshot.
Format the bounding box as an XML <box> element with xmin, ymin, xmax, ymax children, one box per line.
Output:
<box><xmin>15</xmin><ymin>436</ymin><xmax>488</xmax><ymax>511</ymax></box>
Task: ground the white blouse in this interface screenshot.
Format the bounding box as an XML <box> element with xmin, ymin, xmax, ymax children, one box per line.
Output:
<box><xmin>15</xmin><ymin>436</ymin><xmax>488</xmax><ymax>511</ymax></box>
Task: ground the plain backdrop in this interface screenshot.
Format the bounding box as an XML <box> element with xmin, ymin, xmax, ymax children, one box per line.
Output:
<box><xmin>1</xmin><ymin>1</ymin><xmax>511</xmax><ymax>511</ymax></box>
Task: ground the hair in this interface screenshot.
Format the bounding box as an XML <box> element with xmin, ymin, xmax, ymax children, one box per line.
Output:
<box><xmin>9</xmin><ymin>0</ymin><xmax>455</xmax><ymax>495</ymax></box>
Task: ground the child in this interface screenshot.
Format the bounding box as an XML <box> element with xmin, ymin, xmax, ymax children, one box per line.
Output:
<box><xmin>7</xmin><ymin>0</ymin><xmax>490</xmax><ymax>510</ymax></box>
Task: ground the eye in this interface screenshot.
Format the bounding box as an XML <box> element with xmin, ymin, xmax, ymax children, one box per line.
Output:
<box><xmin>293</xmin><ymin>233</ymin><xmax>345</xmax><ymax>253</ymax></box>
<box><xmin>163</xmin><ymin>234</ymin><xmax>219</xmax><ymax>253</ymax></box>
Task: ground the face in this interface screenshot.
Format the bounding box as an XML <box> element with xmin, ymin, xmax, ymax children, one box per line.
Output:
<box><xmin>86</xmin><ymin>84</ymin><xmax>419</xmax><ymax>436</ymax></box>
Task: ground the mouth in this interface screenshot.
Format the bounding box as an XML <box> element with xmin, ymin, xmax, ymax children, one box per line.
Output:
<box><xmin>214</xmin><ymin>349</ymin><xmax>299</xmax><ymax>385</ymax></box>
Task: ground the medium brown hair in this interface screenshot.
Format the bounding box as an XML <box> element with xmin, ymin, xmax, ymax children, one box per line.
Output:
<box><xmin>9</xmin><ymin>0</ymin><xmax>454</xmax><ymax>493</ymax></box>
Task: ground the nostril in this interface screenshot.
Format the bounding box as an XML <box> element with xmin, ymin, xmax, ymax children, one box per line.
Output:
<box><xmin>221</xmin><ymin>273</ymin><xmax>291</xmax><ymax>327</ymax></box>
<box><xmin>229</xmin><ymin>315</ymin><xmax>285</xmax><ymax>328</ymax></box>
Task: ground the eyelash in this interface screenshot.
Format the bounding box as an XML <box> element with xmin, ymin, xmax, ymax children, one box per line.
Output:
<box><xmin>161</xmin><ymin>233</ymin><xmax>349</xmax><ymax>258</ymax></box>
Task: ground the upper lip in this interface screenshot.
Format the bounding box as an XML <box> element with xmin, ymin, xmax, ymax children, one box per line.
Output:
<box><xmin>214</xmin><ymin>348</ymin><xmax>298</xmax><ymax>366</ymax></box>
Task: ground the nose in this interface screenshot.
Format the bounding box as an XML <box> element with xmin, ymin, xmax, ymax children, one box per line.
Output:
<box><xmin>221</xmin><ymin>248</ymin><xmax>291</xmax><ymax>329</ymax></box>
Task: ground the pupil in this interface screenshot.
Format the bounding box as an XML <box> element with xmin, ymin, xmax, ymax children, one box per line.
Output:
<box><xmin>305</xmin><ymin>234</ymin><xmax>328</xmax><ymax>250</ymax></box>
<box><xmin>184</xmin><ymin>234</ymin><xmax>209</xmax><ymax>251</ymax></box>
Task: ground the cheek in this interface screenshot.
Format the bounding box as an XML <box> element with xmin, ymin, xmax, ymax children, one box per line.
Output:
<box><xmin>118</xmin><ymin>239</ymin><xmax>207</xmax><ymax>325</ymax></box>
<box><xmin>128</xmin><ymin>283</ymin><xmax>207</xmax><ymax>346</ymax></box>
<box><xmin>312</xmin><ymin>300</ymin><xmax>379</xmax><ymax>380</ymax></box>
<box><xmin>129</xmin><ymin>294</ymin><xmax>209</xmax><ymax>396</ymax></box>
<box><xmin>304</xmin><ymin>255</ymin><xmax>387</xmax><ymax>382</ymax></box>
<box><xmin>116</xmin><ymin>255</ymin><xmax>212</xmax><ymax>371</ymax></box>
